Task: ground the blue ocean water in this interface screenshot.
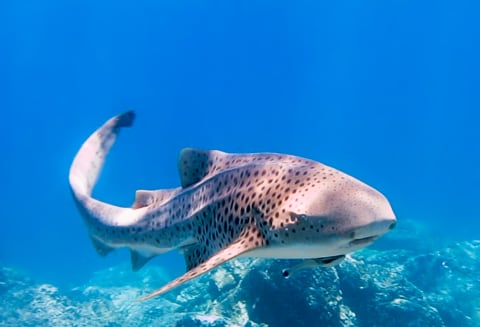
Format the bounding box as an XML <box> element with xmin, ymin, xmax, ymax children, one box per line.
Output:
<box><xmin>1</xmin><ymin>0</ymin><xmax>479</xmax><ymax>325</ymax></box>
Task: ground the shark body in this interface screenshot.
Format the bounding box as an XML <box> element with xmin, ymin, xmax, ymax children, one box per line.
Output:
<box><xmin>69</xmin><ymin>111</ymin><xmax>396</xmax><ymax>300</ymax></box>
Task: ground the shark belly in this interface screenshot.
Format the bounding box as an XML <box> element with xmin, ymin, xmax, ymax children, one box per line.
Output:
<box><xmin>240</xmin><ymin>242</ymin><xmax>347</xmax><ymax>259</ymax></box>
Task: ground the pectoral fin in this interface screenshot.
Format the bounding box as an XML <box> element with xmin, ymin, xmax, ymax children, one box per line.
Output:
<box><xmin>281</xmin><ymin>255</ymin><xmax>345</xmax><ymax>278</ymax></box>
<box><xmin>138</xmin><ymin>224</ymin><xmax>266</xmax><ymax>301</ymax></box>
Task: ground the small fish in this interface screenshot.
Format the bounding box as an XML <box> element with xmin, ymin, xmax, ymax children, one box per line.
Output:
<box><xmin>69</xmin><ymin>111</ymin><xmax>396</xmax><ymax>301</ymax></box>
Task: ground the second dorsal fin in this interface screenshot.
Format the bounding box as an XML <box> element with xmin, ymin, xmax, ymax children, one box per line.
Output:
<box><xmin>132</xmin><ymin>188</ymin><xmax>180</xmax><ymax>209</ymax></box>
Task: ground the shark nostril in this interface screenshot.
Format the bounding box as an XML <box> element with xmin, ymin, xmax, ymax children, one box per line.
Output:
<box><xmin>389</xmin><ymin>222</ymin><xmax>396</xmax><ymax>230</ymax></box>
<box><xmin>349</xmin><ymin>231</ymin><xmax>356</xmax><ymax>239</ymax></box>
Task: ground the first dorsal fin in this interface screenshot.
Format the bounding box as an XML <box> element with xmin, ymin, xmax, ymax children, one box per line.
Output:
<box><xmin>177</xmin><ymin>148</ymin><xmax>227</xmax><ymax>188</ymax></box>
<box><xmin>132</xmin><ymin>188</ymin><xmax>180</xmax><ymax>209</ymax></box>
<box><xmin>177</xmin><ymin>148</ymin><xmax>299</xmax><ymax>189</ymax></box>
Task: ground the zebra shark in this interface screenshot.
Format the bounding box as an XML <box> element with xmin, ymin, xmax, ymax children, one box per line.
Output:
<box><xmin>69</xmin><ymin>111</ymin><xmax>396</xmax><ymax>301</ymax></box>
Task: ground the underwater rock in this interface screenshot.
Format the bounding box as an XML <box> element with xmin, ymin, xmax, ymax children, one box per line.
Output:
<box><xmin>0</xmin><ymin>267</ymin><xmax>81</xmax><ymax>326</ymax></box>
<box><xmin>236</xmin><ymin>259</ymin><xmax>354</xmax><ymax>327</ymax></box>
<box><xmin>403</xmin><ymin>240</ymin><xmax>480</xmax><ymax>326</ymax></box>
<box><xmin>337</xmin><ymin>250</ymin><xmax>445</xmax><ymax>327</ymax></box>
<box><xmin>1</xmin><ymin>239</ymin><xmax>479</xmax><ymax>326</ymax></box>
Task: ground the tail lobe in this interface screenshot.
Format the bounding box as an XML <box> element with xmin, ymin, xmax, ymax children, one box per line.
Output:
<box><xmin>69</xmin><ymin>111</ymin><xmax>136</xmax><ymax>253</ymax></box>
<box><xmin>69</xmin><ymin>111</ymin><xmax>135</xmax><ymax>197</ymax></box>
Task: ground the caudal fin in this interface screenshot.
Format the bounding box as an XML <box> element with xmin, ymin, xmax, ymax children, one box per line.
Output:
<box><xmin>69</xmin><ymin>111</ymin><xmax>136</xmax><ymax>254</ymax></box>
<box><xmin>69</xmin><ymin>111</ymin><xmax>135</xmax><ymax>197</ymax></box>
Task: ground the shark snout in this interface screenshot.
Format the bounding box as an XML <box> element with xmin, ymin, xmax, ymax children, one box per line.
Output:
<box><xmin>348</xmin><ymin>216</ymin><xmax>396</xmax><ymax>247</ymax></box>
<box><xmin>350</xmin><ymin>185</ymin><xmax>397</xmax><ymax>241</ymax></box>
<box><xmin>349</xmin><ymin>218</ymin><xmax>397</xmax><ymax>245</ymax></box>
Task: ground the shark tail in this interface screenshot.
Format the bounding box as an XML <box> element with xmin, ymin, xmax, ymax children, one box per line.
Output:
<box><xmin>69</xmin><ymin>111</ymin><xmax>137</xmax><ymax>255</ymax></box>
<box><xmin>69</xmin><ymin>111</ymin><xmax>135</xmax><ymax>197</ymax></box>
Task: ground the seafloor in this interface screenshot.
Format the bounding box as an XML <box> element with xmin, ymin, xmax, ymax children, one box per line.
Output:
<box><xmin>1</xmin><ymin>220</ymin><xmax>479</xmax><ymax>327</ymax></box>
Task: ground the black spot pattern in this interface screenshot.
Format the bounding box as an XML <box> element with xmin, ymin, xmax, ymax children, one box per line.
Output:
<box><xmin>74</xmin><ymin>112</ymin><xmax>390</xmax><ymax>301</ymax></box>
<box><xmin>100</xmin><ymin>150</ymin><xmax>370</xmax><ymax>300</ymax></box>
<box><xmin>104</xmin><ymin>151</ymin><xmax>356</xmax><ymax>253</ymax></box>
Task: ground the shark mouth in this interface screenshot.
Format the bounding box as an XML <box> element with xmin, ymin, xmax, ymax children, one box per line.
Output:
<box><xmin>349</xmin><ymin>235</ymin><xmax>379</xmax><ymax>246</ymax></box>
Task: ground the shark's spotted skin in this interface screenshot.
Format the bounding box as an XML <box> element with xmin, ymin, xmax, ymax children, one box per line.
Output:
<box><xmin>69</xmin><ymin>112</ymin><xmax>397</xmax><ymax>301</ymax></box>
